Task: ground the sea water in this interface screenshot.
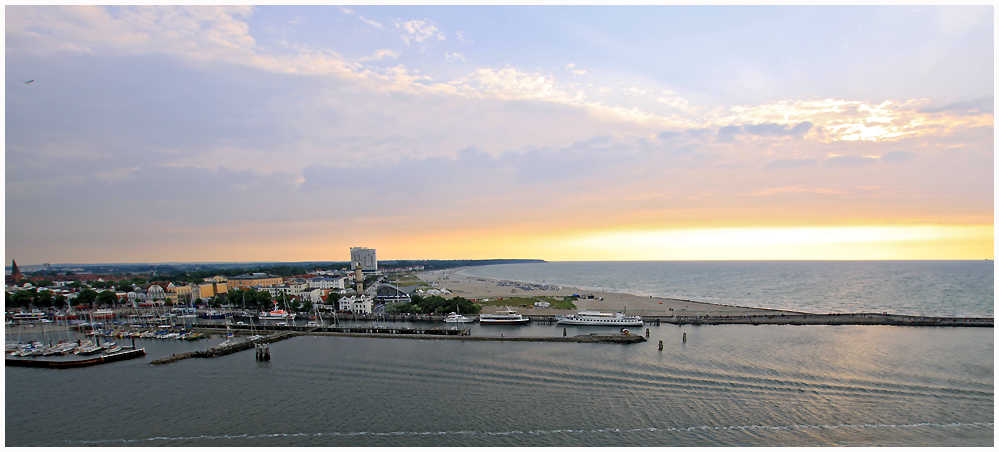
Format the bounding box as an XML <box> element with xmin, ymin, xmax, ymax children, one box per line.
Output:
<box><xmin>5</xmin><ymin>261</ymin><xmax>994</xmax><ymax>447</ymax></box>
<box><xmin>5</xmin><ymin>325</ymin><xmax>993</xmax><ymax>447</ymax></box>
<box><xmin>460</xmin><ymin>261</ymin><xmax>994</xmax><ymax>318</ymax></box>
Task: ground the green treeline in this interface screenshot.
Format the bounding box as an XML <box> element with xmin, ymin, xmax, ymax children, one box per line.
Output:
<box><xmin>385</xmin><ymin>295</ymin><xmax>481</xmax><ymax>315</ymax></box>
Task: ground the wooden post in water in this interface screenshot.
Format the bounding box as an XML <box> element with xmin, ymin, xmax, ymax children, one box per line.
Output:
<box><xmin>682</xmin><ymin>332</ymin><xmax>687</xmax><ymax>342</ymax></box>
<box><xmin>658</xmin><ymin>340</ymin><xmax>663</xmax><ymax>351</ymax></box>
<box><xmin>563</xmin><ymin>327</ymin><xmax>567</xmax><ymax>337</ymax></box>
<box><xmin>645</xmin><ymin>328</ymin><xmax>650</xmax><ymax>338</ymax></box>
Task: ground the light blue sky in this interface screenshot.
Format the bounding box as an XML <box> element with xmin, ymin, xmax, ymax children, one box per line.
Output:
<box><xmin>5</xmin><ymin>6</ymin><xmax>994</xmax><ymax>263</ymax></box>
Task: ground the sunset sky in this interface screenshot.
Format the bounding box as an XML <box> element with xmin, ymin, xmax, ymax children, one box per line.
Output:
<box><xmin>5</xmin><ymin>6</ymin><xmax>994</xmax><ymax>264</ymax></box>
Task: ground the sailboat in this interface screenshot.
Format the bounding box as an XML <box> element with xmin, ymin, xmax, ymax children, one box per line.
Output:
<box><xmin>244</xmin><ymin>293</ymin><xmax>264</xmax><ymax>341</ymax></box>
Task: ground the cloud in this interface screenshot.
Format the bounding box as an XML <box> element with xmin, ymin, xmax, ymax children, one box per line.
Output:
<box><xmin>765</xmin><ymin>159</ymin><xmax>819</xmax><ymax>170</ymax></box>
<box><xmin>917</xmin><ymin>97</ymin><xmax>994</xmax><ymax>115</ymax></box>
<box><xmin>397</xmin><ymin>18</ymin><xmax>446</xmax><ymax>45</ymax></box>
<box><xmin>445</xmin><ymin>52</ymin><xmax>467</xmax><ymax>62</ymax></box>
<box><xmin>741</xmin><ymin>186</ymin><xmax>846</xmax><ymax>196</ymax></box>
<box><xmin>336</xmin><ymin>6</ymin><xmax>384</xmax><ymax>29</ymax></box>
<box><xmin>359</xmin><ymin>49</ymin><xmax>400</xmax><ymax>61</ymax></box>
<box><xmin>713</xmin><ymin>122</ymin><xmax>813</xmax><ymax>142</ymax></box>
<box><xmin>826</xmin><ymin>155</ymin><xmax>878</xmax><ymax>168</ymax></box>
<box><xmin>743</xmin><ymin>121</ymin><xmax>813</xmax><ymax>137</ymax></box>
<box><xmin>880</xmin><ymin>151</ymin><xmax>914</xmax><ymax>163</ymax></box>
<box><xmin>6</xmin><ymin>6</ymin><xmax>257</xmax><ymax>57</ymax></box>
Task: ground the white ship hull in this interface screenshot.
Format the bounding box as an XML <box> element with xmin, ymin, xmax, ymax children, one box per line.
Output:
<box><xmin>557</xmin><ymin>311</ymin><xmax>643</xmax><ymax>326</ymax></box>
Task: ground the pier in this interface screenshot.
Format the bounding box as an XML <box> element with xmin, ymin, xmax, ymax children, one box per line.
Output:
<box><xmin>5</xmin><ymin>348</ymin><xmax>146</xmax><ymax>369</ymax></box>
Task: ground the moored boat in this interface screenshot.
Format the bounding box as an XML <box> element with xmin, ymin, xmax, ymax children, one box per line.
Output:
<box><xmin>12</xmin><ymin>310</ymin><xmax>46</xmax><ymax>321</ymax></box>
<box><xmin>556</xmin><ymin>310</ymin><xmax>643</xmax><ymax>326</ymax></box>
<box><xmin>258</xmin><ymin>310</ymin><xmax>293</xmax><ymax>320</ymax></box>
<box><xmin>444</xmin><ymin>312</ymin><xmax>473</xmax><ymax>323</ymax></box>
<box><xmin>478</xmin><ymin>307</ymin><xmax>530</xmax><ymax>325</ymax></box>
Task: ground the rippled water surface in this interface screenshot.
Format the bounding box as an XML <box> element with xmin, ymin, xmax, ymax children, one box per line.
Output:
<box><xmin>6</xmin><ymin>323</ymin><xmax>993</xmax><ymax>447</ymax></box>
<box><xmin>460</xmin><ymin>261</ymin><xmax>994</xmax><ymax>317</ymax></box>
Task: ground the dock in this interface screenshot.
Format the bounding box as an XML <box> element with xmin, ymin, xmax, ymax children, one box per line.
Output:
<box><xmin>5</xmin><ymin>348</ymin><xmax>146</xmax><ymax>369</ymax></box>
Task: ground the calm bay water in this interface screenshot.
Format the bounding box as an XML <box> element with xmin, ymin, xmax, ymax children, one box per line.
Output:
<box><xmin>460</xmin><ymin>261</ymin><xmax>995</xmax><ymax>318</ymax></box>
<box><xmin>5</xmin><ymin>261</ymin><xmax>994</xmax><ymax>446</ymax></box>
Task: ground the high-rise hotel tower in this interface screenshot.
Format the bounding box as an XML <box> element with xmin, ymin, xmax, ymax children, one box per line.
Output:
<box><xmin>350</xmin><ymin>247</ymin><xmax>378</xmax><ymax>272</ymax></box>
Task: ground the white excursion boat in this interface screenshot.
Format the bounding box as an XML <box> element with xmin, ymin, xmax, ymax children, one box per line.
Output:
<box><xmin>478</xmin><ymin>307</ymin><xmax>530</xmax><ymax>325</ymax></box>
<box><xmin>91</xmin><ymin>309</ymin><xmax>115</xmax><ymax>319</ymax></box>
<box><xmin>556</xmin><ymin>310</ymin><xmax>643</xmax><ymax>326</ymax></box>
<box><xmin>12</xmin><ymin>310</ymin><xmax>47</xmax><ymax>321</ymax></box>
<box><xmin>444</xmin><ymin>312</ymin><xmax>473</xmax><ymax>323</ymax></box>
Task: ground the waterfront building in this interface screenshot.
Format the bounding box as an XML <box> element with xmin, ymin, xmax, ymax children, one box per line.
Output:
<box><xmin>307</xmin><ymin>277</ymin><xmax>346</xmax><ymax>290</ymax></box>
<box><xmin>350</xmin><ymin>247</ymin><xmax>378</xmax><ymax>272</ymax></box>
<box><xmin>227</xmin><ymin>273</ymin><xmax>283</xmax><ymax>289</ymax></box>
<box><xmin>248</xmin><ymin>283</ymin><xmax>323</xmax><ymax>305</ymax></box>
<box><xmin>338</xmin><ymin>295</ymin><xmax>373</xmax><ymax>314</ymax></box>
<box><xmin>374</xmin><ymin>283</ymin><xmax>418</xmax><ymax>303</ymax></box>
<box><xmin>145</xmin><ymin>283</ymin><xmax>167</xmax><ymax>303</ymax></box>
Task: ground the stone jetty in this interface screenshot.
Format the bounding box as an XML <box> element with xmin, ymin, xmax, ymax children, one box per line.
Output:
<box><xmin>150</xmin><ymin>332</ymin><xmax>296</xmax><ymax>365</ymax></box>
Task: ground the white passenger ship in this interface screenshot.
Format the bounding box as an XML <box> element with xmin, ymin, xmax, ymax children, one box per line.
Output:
<box><xmin>478</xmin><ymin>307</ymin><xmax>530</xmax><ymax>325</ymax></box>
<box><xmin>556</xmin><ymin>310</ymin><xmax>643</xmax><ymax>326</ymax></box>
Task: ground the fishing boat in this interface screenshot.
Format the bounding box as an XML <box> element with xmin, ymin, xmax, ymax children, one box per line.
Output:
<box><xmin>199</xmin><ymin>310</ymin><xmax>226</xmax><ymax>319</ymax></box>
<box><xmin>556</xmin><ymin>310</ymin><xmax>644</xmax><ymax>326</ymax></box>
<box><xmin>258</xmin><ymin>309</ymin><xmax>293</xmax><ymax>320</ymax></box>
<box><xmin>478</xmin><ymin>307</ymin><xmax>530</xmax><ymax>325</ymax></box>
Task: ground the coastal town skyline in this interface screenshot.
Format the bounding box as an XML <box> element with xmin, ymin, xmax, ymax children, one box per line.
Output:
<box><xmin>6</xmin><ymin>6</ymin><xmax>994</xmax><ymax>264</ymax></box>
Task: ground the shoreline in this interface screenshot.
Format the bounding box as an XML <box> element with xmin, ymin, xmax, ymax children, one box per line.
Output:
<box><xmin>428</xmin><ymin>267</ymin><xmax>804</xmax><ymax>317</ymax></box>
<box><xmin>421</xmin><ymin>268</ymin><xmax>994</xmax><ymax>323</ymax></box>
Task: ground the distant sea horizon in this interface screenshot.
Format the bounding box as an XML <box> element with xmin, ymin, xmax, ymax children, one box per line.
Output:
<box><xmin>5</xmin><ymin>257</ymin><xmax>991</xmax><ymax>268</ymax></box>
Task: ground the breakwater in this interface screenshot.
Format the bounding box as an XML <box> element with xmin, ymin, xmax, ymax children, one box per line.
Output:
<box><xmin>148</xmin><ymin>328</ymin><xmax>646</xmax><ymax>365</ymax></box>
<box><xmin>150</xmin><ymin>332</ymin><xmax>297</xmax><ymax>365</ymax></box>
<box><xmin>319</xmin><ymin>312</ymin><xmax>992</xmax><ymax>327</ymax></box>
<box><xmin>659</xmin><ymin>313</ymin><xmax>993</xmax><ymax>327</ymax></box>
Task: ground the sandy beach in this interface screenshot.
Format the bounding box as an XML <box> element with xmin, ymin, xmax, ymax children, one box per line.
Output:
<box><xmin>417</xmin><ymin>268</ymin><xmax>791</xmax><ymax>317</ymax></box>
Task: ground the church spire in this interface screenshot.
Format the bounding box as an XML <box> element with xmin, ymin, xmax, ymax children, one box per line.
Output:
<box><xmin>10</xmin><ymin>259</ymin><xmax>22</xmax><ymax>284</ymax></box>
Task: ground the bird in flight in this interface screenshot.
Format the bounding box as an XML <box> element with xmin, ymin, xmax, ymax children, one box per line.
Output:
<box><xmin>23</xmin><ymin>80</ymin><xmax>34</xmax><ymax>84</ymax></box>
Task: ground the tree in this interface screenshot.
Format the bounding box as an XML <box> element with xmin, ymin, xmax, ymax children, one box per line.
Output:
<box><xmin>67</xmin><ymin>281</ymin><xmax>85</xmax><ymax>289</ymax></box>
<box><xmin>95</xmin><ymin>290</ymin><xmax>118</xmax><ymax>307</ymax></box>
<box><xmin>33</xmin><ymin>279</ymin><xmax>54</xmax><ymax>288</ymax></box>
<box><xmin>34</xmin><ymin>290</ymin><xmax>54</xmax><ymax>308</ymax></box>
<box><xmin>90</xmin><ymin>280</ymin><xmax>111</xmax><ymax>289</ymax></box>
<box><xmin>11</xmin><ymin>290</ymin><xmax>33</xmax><ymax>309</ymax></box>
<box><xmin>301</xmin><ymin>299</ymin><xmax>314</xmax><ymax>313</ymax></box>
<box><xmin>74</xmin><ymin>289</ymin><xmax>97</xmax><ymax>307</ymax></box>
<box><xmin>54</xmin><ymin>293</ymin><xmax>68</xmax><ymax>309</ymax></box>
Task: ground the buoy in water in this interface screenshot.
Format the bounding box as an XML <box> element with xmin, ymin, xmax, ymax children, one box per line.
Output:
<box><xmin>658</xmin><ymin>340</ymin><xmax>664</xmax><ymax>351</ymax></box>
<box><xmin>683</xmin><ymin>332</ymin><xmax>687</xmax><ymax>342</ymax></box>
<box><xmin>645</xmin><ymin>328</ymin><xmax>650</xmax><ymax>338</ymax></box>
<box><xmin>563</xmin><ymin>327</ymin><xmax>567</xmax><ymax>337</ymax></box>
